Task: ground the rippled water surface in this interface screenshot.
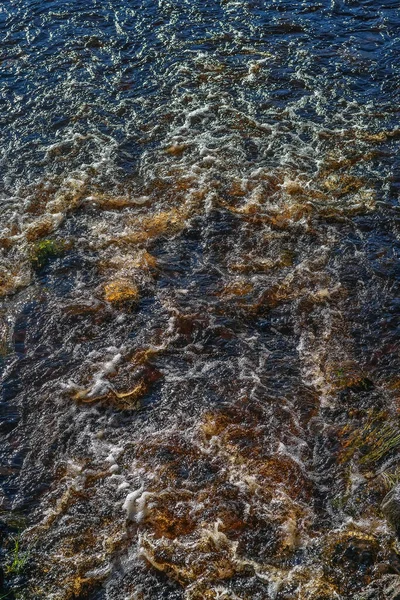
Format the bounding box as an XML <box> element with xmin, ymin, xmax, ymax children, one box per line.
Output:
<box><xmin>1</xmin><ymin>1</ymin><xmax>400</xmax><ymax>598</ymax></box>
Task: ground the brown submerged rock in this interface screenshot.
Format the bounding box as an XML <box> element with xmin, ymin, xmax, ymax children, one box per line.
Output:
<box><xmin>104</xmin><ymin>279</ymin><xmax>139</xmax><ymax>304</ymax></box>
<box><xmin>382</xmin><ymin>485</ymin><xmax>400</xmax><ymax>535</ymax></box>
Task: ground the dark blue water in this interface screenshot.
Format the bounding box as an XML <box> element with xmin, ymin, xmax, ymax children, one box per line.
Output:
<box><xmin>1</xmin><ymin>1</ymin><xmax>400</xmax><ymax>599</ymax></box>
<box><xmin>1</xmin><ymin>0</ymin><xmax>399</xmax><ymax>187</ymax></box>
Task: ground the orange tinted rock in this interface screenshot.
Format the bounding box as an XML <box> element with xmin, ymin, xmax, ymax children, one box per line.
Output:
<box><xmin>165</xmin><ymin>144</ymin><xmax>188</xmax><ymax>156</ymax></box>
<box><xmin>114</xmin><ymin>208</ymin><xmax>188</xmax><ymax>246</ymax></box>
<box><xmin>25</xmin><ymin>217</ymin><xmax>56</xmax><ymax>242</ymax></box>
<box><xmin>104</xmin><ymin>279</ymin><xmax>139</xmax><ymax>303</ymax></box>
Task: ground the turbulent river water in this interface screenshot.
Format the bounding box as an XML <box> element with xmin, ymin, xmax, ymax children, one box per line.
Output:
<box><xmin>1</xmin><ymin>1</ymin><xmax>400</xmax><ymax>598</ymax></box>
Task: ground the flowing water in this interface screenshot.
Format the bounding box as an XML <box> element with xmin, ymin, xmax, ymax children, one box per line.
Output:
<box><xmin>1</xmin><ymin>1</ymin><xmax>400</xmax><ymax>598</ymax></box>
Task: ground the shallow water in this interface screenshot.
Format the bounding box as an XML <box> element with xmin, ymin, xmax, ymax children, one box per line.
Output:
<box><xmin>1</xmin><ymin>1</ymin><xmax>400</xmax><ymax>598</ymax></box>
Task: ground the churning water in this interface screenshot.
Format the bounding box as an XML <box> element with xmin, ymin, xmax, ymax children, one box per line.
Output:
<box><xmin>1</xmin><ymin>1</ymin><xmax>400</xmax><ymax>598</ymax></box>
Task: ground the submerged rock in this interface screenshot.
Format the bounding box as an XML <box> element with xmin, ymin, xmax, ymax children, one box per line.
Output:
<box><xmin>382</xmin><ymin>485</ymin><xmax>400</xmax><ymax>535</ymax></box>
<box><xmin>354</xmin><ymin>574</ymin><xmax>400</xmax><ymax>600</ymax></box>
<box><xmin>103</xmin><ymin>279</ymin><xmax>139</xmax><ymax>303</ymax></box>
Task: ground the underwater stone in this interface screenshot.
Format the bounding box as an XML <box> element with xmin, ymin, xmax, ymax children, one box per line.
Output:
<box><xmin>355</xmin><ymin>574</ymin><xmax>400</xmax><ymax>600</ymax></box>
<box><xmin>381</xmin><ymin>485</ymin><xmax>400</xmax><ymax>535</ymax></box>
<box><xmin>104</xmin><ymin>279</ymin><xmax>139</xmax><ymax>303</ymax></box>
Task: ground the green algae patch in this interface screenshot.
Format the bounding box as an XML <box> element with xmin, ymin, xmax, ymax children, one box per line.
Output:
<box><xmin>340</xmin><ymin>412</ymin><xmax>400</xmax><ymax>469</ymax></box>
<box><xmin>4</xmin><ymin>534</ymin><xmax>30</xmax><ymax>577</ymax></box>
<box><xmin>30</xmin><ymin>239</ymin><xmax>66</xmax><ymax>270</ymax></box>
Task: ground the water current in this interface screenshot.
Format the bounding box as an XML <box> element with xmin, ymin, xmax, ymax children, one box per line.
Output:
<box><xmin>1</xmin><ymin>1</ymin><xmax>400</xmax><ymax>598</ymax></box>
